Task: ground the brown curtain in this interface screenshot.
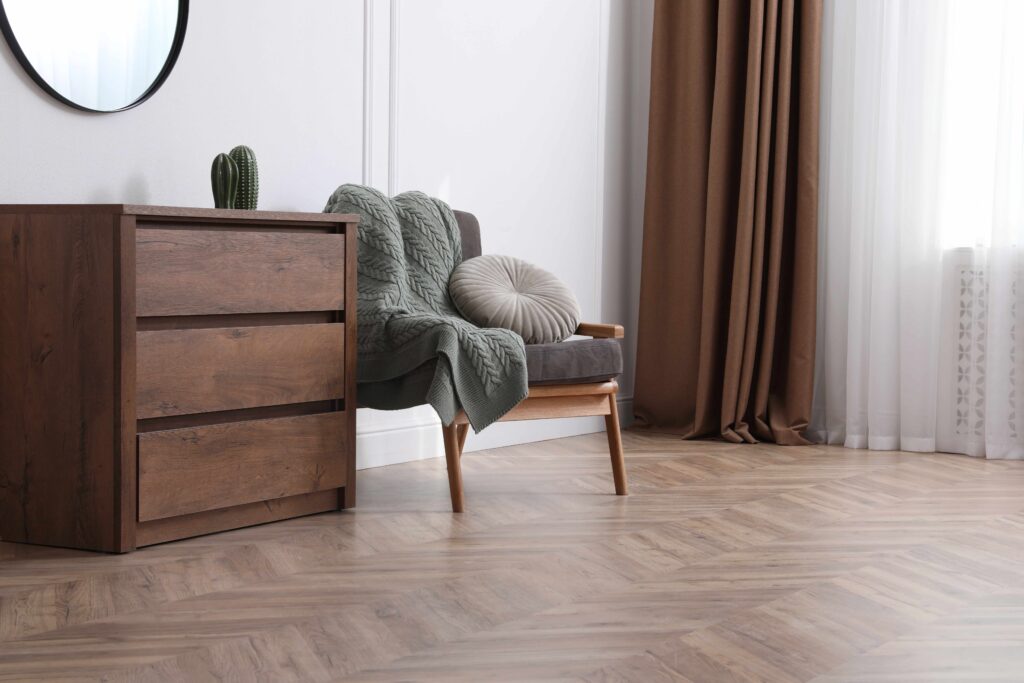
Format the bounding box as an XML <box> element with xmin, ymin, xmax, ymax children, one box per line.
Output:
<box><xmin>633</xmin><ymin>0</ymin><xmax>822</xmax><ymax>445</ymax></box>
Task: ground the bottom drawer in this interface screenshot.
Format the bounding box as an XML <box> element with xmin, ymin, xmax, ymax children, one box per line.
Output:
<box><xmin>138</xmin><ymin>412</ymin><xmax>347</xmax><ymax>522</ymax></box>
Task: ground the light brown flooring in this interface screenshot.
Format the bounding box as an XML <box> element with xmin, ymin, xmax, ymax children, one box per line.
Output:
<box><xmin>2</xmin><ymin>432</ymin><xmax>1024</xmax><ymax>681</ymax></box>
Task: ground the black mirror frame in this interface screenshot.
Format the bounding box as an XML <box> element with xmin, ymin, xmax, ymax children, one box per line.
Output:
<box><xmin>0</xmin><ymin>0</ymin><xmax>189</xmax><ymax>113</ymax></box>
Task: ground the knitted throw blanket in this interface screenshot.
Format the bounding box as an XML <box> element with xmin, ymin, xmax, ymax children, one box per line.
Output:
<box><xmin>324</xmin><ymin>184</ymin><xmax>528</xmax><ymax>431</ymax></box>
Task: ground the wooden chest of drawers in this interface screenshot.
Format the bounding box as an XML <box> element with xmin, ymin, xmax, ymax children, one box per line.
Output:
<box><xmin>0</xmin><ymin>205</ymin><xmax>359</xmax><ymax>552</ymax></box>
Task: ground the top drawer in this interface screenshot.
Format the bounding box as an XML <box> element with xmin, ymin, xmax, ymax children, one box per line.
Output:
<box><xmin>136</xmin><ymin>228</ymin><xmax>345</xmax><ymax>316</ymax></box>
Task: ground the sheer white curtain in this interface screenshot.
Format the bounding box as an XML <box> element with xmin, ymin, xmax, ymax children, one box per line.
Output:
<box><xmin>812</xmin><ymin>0</ymin><xmax>1024</xmax><ymax>458</ymax></box>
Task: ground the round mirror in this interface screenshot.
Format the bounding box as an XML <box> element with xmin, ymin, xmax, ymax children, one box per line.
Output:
<box><xmin>0</xmin><ymin>0</ymin><xmax>188</xmax><ymax>113</ymax></box>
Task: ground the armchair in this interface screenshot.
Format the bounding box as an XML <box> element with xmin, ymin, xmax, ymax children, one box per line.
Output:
<box><xmin>442</xmin><ymin>211</ymin><xmax>627</xmax><ymax>511</ymax></box>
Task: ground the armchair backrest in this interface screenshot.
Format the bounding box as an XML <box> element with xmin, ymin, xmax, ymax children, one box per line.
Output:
<box><xmin>454</xmin><ymin>210</ymin><xmax>481</xmax><ymax>260</ymax></box>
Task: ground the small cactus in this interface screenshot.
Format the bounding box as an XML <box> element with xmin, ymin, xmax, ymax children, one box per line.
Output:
<box><xmin>211</xmin><ymin>153</ymin><xmax>239</xmax><ymax>209</ymax></box>
<box><xmin>229</xmin><ymin>145</ymin><xmax>259</xmax><ymax>210</ymax></box>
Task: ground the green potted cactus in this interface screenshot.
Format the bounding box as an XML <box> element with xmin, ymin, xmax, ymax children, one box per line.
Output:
<box><xmin>210</xmin><ymin>145</ymin><xmax>259</xmax><ymax>210</ymax></box>
<box><xmin>229</xmin><ymin>145</ymin><xmax>259</xmax><ymax>210</ymax></box>
<box><xmin>210</xmin><ymin>153</ymin><xmax>238</xmax><ymax>209</ymax></box>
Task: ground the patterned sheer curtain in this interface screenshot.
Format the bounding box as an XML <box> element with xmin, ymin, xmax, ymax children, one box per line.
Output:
<box><xmin>812</xmin><ymin>0</ymin><xmax>1024</xmax><ymax>458</ymax></box>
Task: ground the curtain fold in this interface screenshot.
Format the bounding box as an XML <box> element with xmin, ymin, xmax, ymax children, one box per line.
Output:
<box><xmin>634</xmin><ymin>0</ymin><xmax>823</xmax><ymax>444</ymax></box>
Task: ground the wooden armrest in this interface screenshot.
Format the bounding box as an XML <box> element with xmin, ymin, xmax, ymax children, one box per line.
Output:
<box><xmin>575</xmin><ymin>322</ymin><xmax>624</xmax><ymax>339</ymax></box>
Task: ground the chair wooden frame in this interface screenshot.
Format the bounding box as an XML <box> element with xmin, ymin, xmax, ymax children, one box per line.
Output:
<box><xmin>440</xmin><ymin>322</ymin><xmax>628</xmax><ymax>512</ymax></box>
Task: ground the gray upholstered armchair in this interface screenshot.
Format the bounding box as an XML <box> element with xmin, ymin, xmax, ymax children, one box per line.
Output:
<box><xmin>442</xmin><ymin>210</ymin><xmax>627</xmax><ymax>511</ymax></box>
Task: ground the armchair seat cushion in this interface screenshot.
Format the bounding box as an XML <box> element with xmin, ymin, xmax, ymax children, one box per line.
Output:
<box><xmin>526</xmin><ymin>338</ymin><xmax>622</xmax><ymax>386</ymax></box>
<box><xmin>359</xmin><ymin>337</ymin><xmax>621</xmax><ymax>409</ymax></box>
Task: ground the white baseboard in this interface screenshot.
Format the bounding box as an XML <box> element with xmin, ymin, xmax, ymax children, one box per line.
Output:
<box><xmin>355</xmin><ymin>397</ymin><xmax>634</xmax><ymax>470</ymax></box>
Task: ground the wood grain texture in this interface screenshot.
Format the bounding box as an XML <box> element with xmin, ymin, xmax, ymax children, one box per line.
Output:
<box><xmin>576</xmin><ymin>322</ymin><xmax>625</xmax><ymax>338</ymax></box>
<box><xmin>441</xmin><ymin>424</ymin><xmax>465</xmax><ymax>513</ymax></box>
<box><xmin>0</xmin><ymin>206</ymin><xmax>357</xmax><ymax>553</ymax></box>
<box><xmin>136</xmin><ymin>323</ymin><xmax>345</xmax><ymax>418</ymax></box>
<box><xmin>126</xmin><ymin>205</ymin><xmax>358</xmax><ymax>224</ymax></box>
<box><xmin>0</xmin><ymin>204</ymin><xmax>358</xmax><ymax>224</ymax></box>
<box><xmin>341</xmin><ymin>221</ymin><xmax>359</xmax><ymax>510</ymax></box>
<box><xmin>0</xmin><ymin>211</ymin><xmax>122</xmax><ymax>551</ymax></box>
<box><xmin>498</xmin><ymin>394</ymin><xmax>611</xmax><ymax>421</ymax></box>
<box><xmin>116</xmin><ymin>215</ymin><xmax>138</xmax><ymax>550</ymax></box>
<box><xmin>4</xmin><ymin>433</ymin><xmax>1024</xmax><ymax>680</ymax></box>
<box><xmin>135</xmin><ymin>490</ymin><xmax>340</xmax><ymax>547</ymax></box>
<box><xmin>453</xmin><ymin>395</ymin><xmax>611</xmax><ymax>424</ymax></box>
<box><xmin>136</xmin><ymin>229</ymin><xmax>345</xmax><ymax>316</ymax></box>
<box><xmin>136</xmin><ymin>400</ymin><xmax>337</xmax><ymax>433</ymax></box>
<box><xmin>605</xmin><ymin>390</ymin><xmax>627</xmax><ymax>495</ymax></box>
<box><xmin>528</xmin><ymin>381</ymin><xmax>618</xmax><ymax>397</ymax></box>
<box><xmin>138</xmin><ymin>413</ymin><xmax>347</xmax><ymax>521</ymax></box>
<box><xmin>137</xmin><ymin>311</ymin><xmax>335</xmax><ymax>331</ymax></box>
<box><xmin>452</xmin><ymin>382</ymin><xmax>618</xmax><ymax>425</ymax></box>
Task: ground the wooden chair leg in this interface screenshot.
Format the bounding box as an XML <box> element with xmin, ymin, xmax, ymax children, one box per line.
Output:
<box><xmin>456</xmin><ymin>423</ymin><xmax>469</xmax><ymax>453</ymax></box>
<box><xmin>604</xmin><ymin>392</ymin><xmax>628</xmax><ymax>495</ymax></box>
<box><xmin>442</xmin><ymin>424</ymin><xmax>465</xmax><ymax>512</ymax></box>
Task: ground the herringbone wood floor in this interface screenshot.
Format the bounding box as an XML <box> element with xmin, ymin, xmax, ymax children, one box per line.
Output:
<box><xmin>3</xmin><ymin>432</ymin><xmax>1024</xmax><ymax>681</ymax></box>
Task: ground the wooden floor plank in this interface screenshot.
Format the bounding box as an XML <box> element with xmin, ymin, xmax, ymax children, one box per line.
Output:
<box><xmin>1</xmin><ymin>432</ymin><xmax>1023</xmax><ymax>681</ymax></box>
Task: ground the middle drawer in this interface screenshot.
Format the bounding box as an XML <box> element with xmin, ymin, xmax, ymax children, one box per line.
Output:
<box><xmin>137</xmin><ymin>323</ymin><xmax>345</xmax><ymax>419</ymax></box>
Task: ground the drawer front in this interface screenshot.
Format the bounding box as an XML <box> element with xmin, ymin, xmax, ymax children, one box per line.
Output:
<box><xmin>137</xmin><ymin>323</ymin><xmax>344</xmax><ymax>418</ymax></box>
<box><xmin>138</xmin><ymin>412</ymin><xmax>346</xmax><ymax>521</ymax></box>
<box><xmin>136</xmin><ymin>228</ymin><xmax>345</xmax><ymax>316</ymax></box>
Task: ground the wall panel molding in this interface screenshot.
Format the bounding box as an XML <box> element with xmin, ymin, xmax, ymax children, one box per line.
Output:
<box><xmin>594</xmin><ymin>0</ymin><xmax>610</xmax><ymax>315</ymax></box>
<box><xmin>361</xmin><ymin>0</ymin><xmax>373</xmax><ymax>184</ymax></box>
<box><xmin>388</xmin><ymin>0</ymin><xmax>400</xmax><ymax>195</ymax></box>
<box><xmin>362</xmin><ymin>0</ymin><xmax>393</xmax><ymax>191</ymax></box>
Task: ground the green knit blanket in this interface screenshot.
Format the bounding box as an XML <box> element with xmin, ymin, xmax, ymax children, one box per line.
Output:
<box><xmin>324</xmin><ymin>184</ymin><xmax>527</xmax><ymax>430</ymax></box>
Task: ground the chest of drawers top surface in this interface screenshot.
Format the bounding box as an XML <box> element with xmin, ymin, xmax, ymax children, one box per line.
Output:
<box><xmin>0</xmin><ymin>205</ymin><xmax>359</xmax><ymax>552</ymax></box>
<box><xmin>0</xmin><ymin>203</ymin><xmax>358</xmax><ymax>221</ymax></box>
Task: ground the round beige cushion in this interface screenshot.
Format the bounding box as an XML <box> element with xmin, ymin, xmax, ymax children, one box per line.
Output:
<box><xmin>449</xmin><ymin>255</ymin><xmax>581</xmax><ymax>344</ymax></box>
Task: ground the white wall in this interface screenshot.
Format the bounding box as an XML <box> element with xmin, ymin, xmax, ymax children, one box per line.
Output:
<box><xmin>0</xmin><ymin>0</ymin><xmax>654</xmax><ymax>469</ymax></box>
<box><xmin>0</xmin><ymin>1</ymin><xmax>364</xmax><ymax>211</ymax></box>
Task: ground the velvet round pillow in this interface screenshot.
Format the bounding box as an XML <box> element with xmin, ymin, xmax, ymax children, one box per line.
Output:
<box><xmin>449</xmin><ymin>255</ymin><xmax>581</xmax><ymax>344</ymax></box>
